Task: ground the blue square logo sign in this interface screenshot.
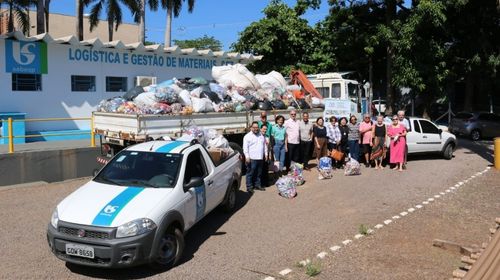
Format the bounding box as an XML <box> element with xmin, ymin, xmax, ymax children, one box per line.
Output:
<box><xmin>5</xmin><ymin>40</ymin><xmax>48</xmax><ymax>74</ymax></box>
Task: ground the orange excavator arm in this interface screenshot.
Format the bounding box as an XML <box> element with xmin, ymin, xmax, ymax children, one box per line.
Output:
<box><xmin>290</xmin><ymin>70</ymin><xmax>323</xmax><ymax>99</ymax></box>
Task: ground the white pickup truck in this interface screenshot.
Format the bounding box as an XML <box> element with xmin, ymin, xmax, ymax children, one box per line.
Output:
<box><xmin>406</xmin><ymin>117</ymin><xmax>457</xmax><ymax>159</ymax></box>
<box><xmin>47</xmin><ymin>140</ymin><xmax>242</xmax><ymax>269</ymax></box>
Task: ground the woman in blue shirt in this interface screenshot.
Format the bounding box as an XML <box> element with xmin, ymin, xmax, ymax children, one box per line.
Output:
<box><xmin>272</xmin><ymin>115</ymin><xmax>287</xmax><ymax>175</ymax></box>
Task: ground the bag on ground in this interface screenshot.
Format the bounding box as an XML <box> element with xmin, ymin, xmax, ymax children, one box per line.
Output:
<box><xmin>344</xmin><ymin>159</ymin><xmax>361</xmax><ymax>176</ymax></box>
<box><xmin>275</xmin><ymin>176</ymin><xmax>297</xmax><ymax>199</ymax></box>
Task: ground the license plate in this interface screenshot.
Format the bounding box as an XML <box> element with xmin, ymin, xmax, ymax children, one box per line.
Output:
<box><xmin>65</xmin><ymin>243</ymin><xmax>94</xmax><ymax>259</ymax></box>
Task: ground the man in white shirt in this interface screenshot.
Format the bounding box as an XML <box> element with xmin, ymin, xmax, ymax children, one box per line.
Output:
<box><xmin>284</xmin><ymin>110</ymin><xmax>300</xmax><ymax>171</ymax></box>
<box><xmin>243</xmin><ymin>121</ymin><xmax>268</xmax><ymax>192</ymax></box>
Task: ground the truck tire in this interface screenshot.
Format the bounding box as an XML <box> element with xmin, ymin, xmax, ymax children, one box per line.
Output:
<box><xmin>470</xmin><ymin>129</ymin><xmax>481</xmax><ymax>141</ymax></box>
<box><xmin>221</xmin><ymin>183</ymin><xmax>237</xmax><ymax>213</ymax></box>
<box><xmin>229</xmin><ymin>142</ymin><xmax>246</xmax><ymax>175</ymax></box>
<box><xmin>443</xmin><ymin>143</ymin><xmax>454</xmax><ymax>160</ymax></box>
<box><xmin>150</xmin><ymin>226</ymin><xmax>184</xmax><ymax>270</ymax></box>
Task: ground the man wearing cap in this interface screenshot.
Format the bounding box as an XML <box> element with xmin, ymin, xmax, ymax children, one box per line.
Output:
<box><xmin>258</xmin><ymin>112</ymin><xmax>273</xmax><ymax>138</ymax></box>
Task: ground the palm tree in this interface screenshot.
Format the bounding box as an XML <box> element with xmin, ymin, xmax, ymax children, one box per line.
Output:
<box><xmin>88</xmin><ymin>0</ymin><xmax>140</xmax><ymax>42</ymax></box>
<box><xmin>75</xmin><ymin>0</ymin><xmax>90</xmax><ymax>41</ymax></box>
<box><xmin>36</xmin><ymin>0</ymin><xmax>44</xmax><ymax>34</ymax></box>
<box><xmin>44</xmin><ymin>0</ymin><xmax>50</xmax><ymax>32</ymax></box>
<box><xmin>161</xmin><ymin>0</ymin><xmax>194</xmax><ymax>47</ymax></box>
<box><xmin>138</xmin><ymin>0</ymin><xmax>158</xmax><ymax>44</ymax></box>
<box><xmin>2</xmin><ymin>0</ymin><xmax>33</xmax><ymax>34</ymax></box>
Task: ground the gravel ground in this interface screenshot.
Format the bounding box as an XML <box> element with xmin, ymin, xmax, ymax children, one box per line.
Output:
<box><xmin>0</xmin><ymin>139</ymin><xmax>495</xmax><ymax>280</ymax></box>
<box><xmin>294</xmin><ymin>169</ymin><xmax>499</xmax><ymax>280</ymax></box>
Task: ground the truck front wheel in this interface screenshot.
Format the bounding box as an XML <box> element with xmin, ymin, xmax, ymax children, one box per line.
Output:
<box><xmin>150</xmin><ymin>226</ymin><xmax>184</xmax><ymax>270</ymax></box>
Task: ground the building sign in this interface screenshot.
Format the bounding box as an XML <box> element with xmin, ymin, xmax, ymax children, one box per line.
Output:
<box><xmin>5</xmin><ymin>40</ymin><xmax>48</xmax><ymax>74</ymax></box>
<box><xmin>68</xmin><ymin>47</ymin><xmax>235</xmax><ymax>69</ymax></box>
<box><xmin>324</xmin><ymin>99</ymin><xmax>352</xmax><ymax>119</ymax></box>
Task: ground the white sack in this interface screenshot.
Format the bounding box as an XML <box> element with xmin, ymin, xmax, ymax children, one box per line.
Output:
<box><xmin>133</xmin><ymin>91</ymin><xmax>157</xmax><ymax>107</ymax></box>
<box><xmin>212</xmin><ymin>64</ymin><xmax>261</xmax><ymax>90</ymax></box>
<box><xmin>256</xmin><ymin>71</ymin><xmax>287</xmax><ymax>89</ymax></box>
<box><xmin>192</xmin><ymin>97</ymin><xmax>214</xmax><ymax>113</ymax></box>
<box><xmin>179</xmin><ymin>90</ymin><xmax>192</xmax><ymax>106</ymax></box>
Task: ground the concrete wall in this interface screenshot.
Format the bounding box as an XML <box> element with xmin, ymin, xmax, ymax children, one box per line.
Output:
<box><xmin>0</xmin><ymin>147</ymin><xmax>101</xmax><ymax>186</ymax></box>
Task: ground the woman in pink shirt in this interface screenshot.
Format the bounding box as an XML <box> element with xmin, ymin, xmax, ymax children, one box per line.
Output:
<box><xmin>359</xmin><ymin>114</ymin><xmax>373</xmax><ymax>167</ymax></box>
<box><xmin>387</xmin><ymin>115</ymin><xmax>407</xmax><ymax>171</ymax></box>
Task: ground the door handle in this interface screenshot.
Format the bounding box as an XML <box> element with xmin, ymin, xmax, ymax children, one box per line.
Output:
<box><xmin>208</xmin><ymin>180</ymin><xmax>214</xmax><ymax>186</ymax></box>
<box><xmin>423</xmin><ymin>136</ymin><xmax>427</xmax><ymax>138</ymax></box>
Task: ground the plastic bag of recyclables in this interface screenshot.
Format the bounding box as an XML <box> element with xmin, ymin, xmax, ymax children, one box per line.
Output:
<box><xmin>212</xmin><ymin>64</ymin><xmax>261</xmax><ymax>90</ymax></box>
<box><xmin>344</xmin><ymin>159</ymin><xmax>361</xmax><ymax>176</ymax></box>
<box><xmin>318</xmin><ymin>156</ymin><xmax>333</xmax><ymax>180</ymax></box>
<box><xmin>290</xmin><ymin>162</ymin><xmax>305</xmax><ymax>185</ymax></box>
<box><xmin>276</xmin><ymin>176</ymin><xmax>297</xmax><ymax>199</ymax></box>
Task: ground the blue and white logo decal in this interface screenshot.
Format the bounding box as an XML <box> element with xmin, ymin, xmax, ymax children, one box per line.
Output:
<box><xmin>194</xmin><ymin>185</ymin><xmax>206</xmax><ymax>222</ymax></box>
<box><xmin>92</xmin><ymin>187</ymin><xmax>144</xmax><ymax>226</ymax></box>
<box><xmin>5</xmin><ymin>40</ymin><xmax>48</xmax><ymax>74</ymax></box>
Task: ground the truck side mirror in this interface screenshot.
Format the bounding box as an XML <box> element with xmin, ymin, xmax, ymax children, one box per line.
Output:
<box><xmin>183</xmin><ymin>177</ymin><xmax>203</xmax><ymax>192</ymax></box>
<box><xmin>438</xmin><ymin>128</ymin><xmax>443</xmax><ymax>134</ymax></box>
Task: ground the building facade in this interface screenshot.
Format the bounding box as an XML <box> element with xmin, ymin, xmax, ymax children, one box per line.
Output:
<box><xmin>0</xmin><ymin>32</ymin><xmax>259</xmax><ymax>139</ymax></box>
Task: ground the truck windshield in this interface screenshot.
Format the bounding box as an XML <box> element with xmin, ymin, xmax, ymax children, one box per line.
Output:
<box><xmin>94</xmin><ymin>151</ymin><xmax>182</xmax><ymax>189</ymax></box>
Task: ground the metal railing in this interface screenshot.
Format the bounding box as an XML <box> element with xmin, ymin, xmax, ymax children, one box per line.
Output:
<box><xmin>0</xmin><ymin>116</ymin><xmax>96</xmax><ymax>154</ymax></box>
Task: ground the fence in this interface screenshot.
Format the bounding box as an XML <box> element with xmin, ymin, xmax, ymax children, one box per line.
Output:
<box><xmin>0</xmin><ymin>117</ymin><xmax>96</xmax><ymax>153</ymax></box>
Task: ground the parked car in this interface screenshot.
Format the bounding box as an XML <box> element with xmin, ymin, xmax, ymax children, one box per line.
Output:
<box><xmin>406</xmin><ymin>117</ymin><xmax>457</xmax><ymax>159</ymax></box>
<box><xmin>47</xmin><ymin>140</ymin><xmax>242</xmax><ymax>269</ymax></box>
<box><xmin>449</xmin><ymin>112</ymin><xmax>500</xmax><ymax>141</ymax></box>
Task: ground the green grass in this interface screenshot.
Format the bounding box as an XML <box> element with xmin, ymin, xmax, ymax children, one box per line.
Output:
<box><xmin>305</xmin><ymin>262</ymin><xmax>321</xmax><ymax>277</ymax></box>
<box><xmin>359</xmin><ymin>224</ymin><xmax>369</xmax><ymax>235</ymax></box>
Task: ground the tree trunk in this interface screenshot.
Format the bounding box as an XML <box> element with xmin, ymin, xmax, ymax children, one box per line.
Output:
<box><xmin>139</xmin><ymin>0</ymin><xmax>145</xmax><ymax>43</ymax></box>
<box><xmin>108</xmin><ymin>19</ymin><xmax>113</xmax><ymax>42</ymax></box>
<box><xmin>464</xmin><ymin>71</ymin><xmax>474</xmax><ymax>111</ymax></box>
<box><xmin>76</xmin><ymin>0</ymin><xmax>83</xmax><ymax>41</ymax></box>
<box><xmin>8</xmin><ymin>2</ymin><xmax>14</xmax><ymax>32</ymax></box>
<box><xmin>37</xmin><ymin>0</ymin><xmax>45</xmax><ymax>34</ymax></box>
<box><xmin>45</xmin><ymin>0</ymin><xmax>50</xmax><ymax>33</ymax></box>
<box><xmin>385</xmin><ymin>0</ymin><xmax>396</xmax><ymax>116</ymax></box>
<box><xmin>164</xmin><ymin>5</ymin><xmax>172</xmax><ymax>47</ymax></box>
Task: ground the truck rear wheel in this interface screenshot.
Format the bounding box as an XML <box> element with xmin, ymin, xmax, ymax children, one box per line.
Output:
<box><xmin>229</xmin><ymin>142</ymin><xmax>246</xmax><ymax>175</ymax></box>
<box><xmin>221</xmin><ymin>183</ymin><xmax>237</xmax><ymax>213</ymax></box>
<box><xmin>150</xmin><ymin>226</ymin><xmax>184</xmax><ymax>270</ymax></box>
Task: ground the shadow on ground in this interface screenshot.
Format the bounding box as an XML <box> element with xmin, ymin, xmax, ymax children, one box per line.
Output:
<box><xmin>66</xmin><ymin>190</ymin><xmax>252</xmax><ymax>279</ymax></box>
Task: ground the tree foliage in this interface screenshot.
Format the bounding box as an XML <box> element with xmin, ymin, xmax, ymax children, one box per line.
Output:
<box><xmin>233</xmin><ymin>0</ymin><xmax>500</xmax><ymax>113</ymax></box>
<box><xmin>232</xmin><ymin>0</ymin><xmax>321</xmax><ymax>75</ymax></box>
<box><xmin>173</xmin><ymin>35</ymin><xmax>222</xmax><ymax>51</ymax></box>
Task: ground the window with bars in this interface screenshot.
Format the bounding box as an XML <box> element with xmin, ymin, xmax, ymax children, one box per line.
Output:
<box><xmin>105</xmin><ymin>76</ymin><xmax>127</xmax><ymax>92</ymax></box>
<box><xmin>12</xmin><ymin>74</ymin><xmax>42</xmax><ymax>91</ymax></box>
<box><xmin>71</xmin><ymin>75</ymin><xmax>96</xmax><ymax>92</ymax></box>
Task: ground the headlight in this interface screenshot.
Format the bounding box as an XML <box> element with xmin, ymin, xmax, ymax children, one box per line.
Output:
<box><xmin>50</xmin><ymin>209</ymin><xmax>59</xmax><ymax>228</ymax></box>
<box><xmin>116</xmin><ymin>218</ymin><xmax>157</xmax><ymax>238</ymax></box>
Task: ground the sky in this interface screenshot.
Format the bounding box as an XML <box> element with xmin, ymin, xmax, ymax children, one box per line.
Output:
<box><xmin>47</xmin><ymin>0</ymin><xmax>331</xmax><ymax>50</ymax></box>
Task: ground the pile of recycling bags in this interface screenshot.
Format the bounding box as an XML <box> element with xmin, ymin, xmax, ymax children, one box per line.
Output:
<box><xmin>97</xmin><ymin>64</ymin><xmax>324</xmax><ymax>115</ymax></box>
<box><xmin>176</xmin><ymin>125</ymin><xmax>233</xmax><ymax>153</ymax></box>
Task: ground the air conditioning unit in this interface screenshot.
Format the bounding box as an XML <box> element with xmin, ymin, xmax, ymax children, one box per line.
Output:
<box><xmin>135</xmin><ymin>76</ymin><xmax>157</xmax><ymax>87</ymax></box>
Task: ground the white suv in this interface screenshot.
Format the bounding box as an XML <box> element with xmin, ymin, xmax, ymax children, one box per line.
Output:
<box><xmin>406</xmin><ymin>117</ymin><xmax>457</xmax><ymax>159</ymax></box>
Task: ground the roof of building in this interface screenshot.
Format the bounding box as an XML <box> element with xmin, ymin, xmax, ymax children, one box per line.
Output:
<box><xmin>0</xmin><ymin>31</ymin><xmax>263</xmax><ymax>62</ymax></box>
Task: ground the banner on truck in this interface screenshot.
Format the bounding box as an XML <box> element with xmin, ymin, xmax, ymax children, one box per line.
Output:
<box><xmin>324</xmin><ymin>99</ymin><xmax>352</xmax><ymax>119</ymax></box>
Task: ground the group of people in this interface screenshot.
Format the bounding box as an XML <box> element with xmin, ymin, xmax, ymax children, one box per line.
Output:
<box><xmin>243</xmin><ymin>109</ymin><xmax>410</xmax><ymax>192</ymax></box>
